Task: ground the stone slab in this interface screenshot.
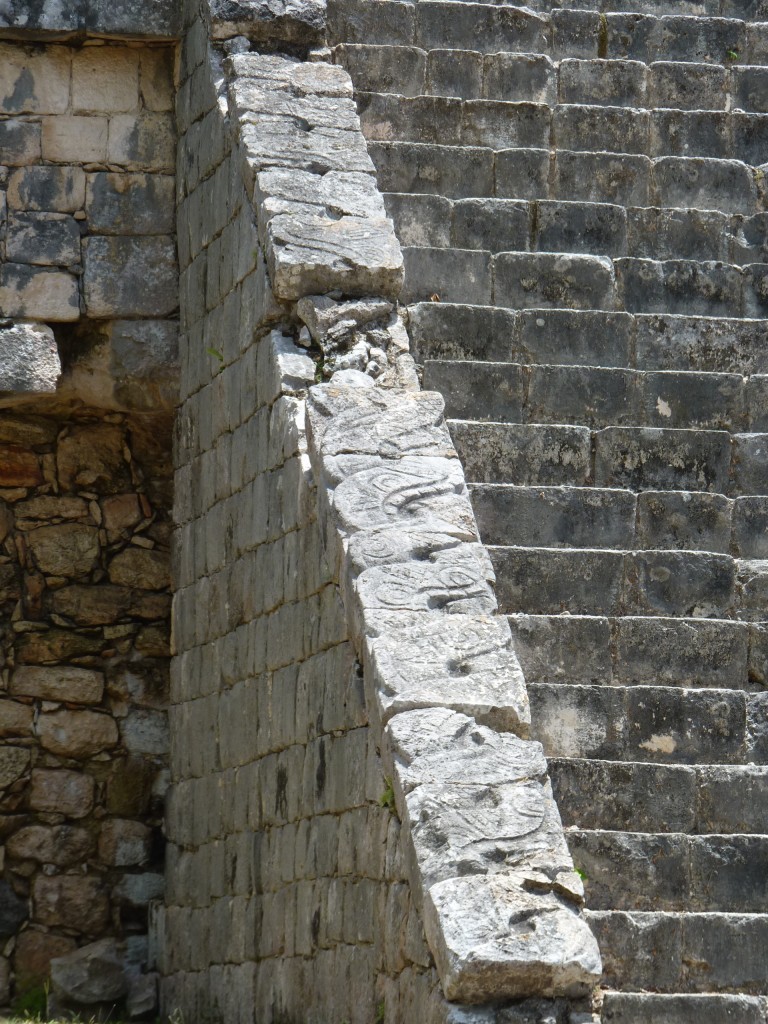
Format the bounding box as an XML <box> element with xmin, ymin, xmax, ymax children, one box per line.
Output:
<box><xmin>0</xmin><ymin>322</ymin><xmax>60</xmax><ymax>393</ymax></box>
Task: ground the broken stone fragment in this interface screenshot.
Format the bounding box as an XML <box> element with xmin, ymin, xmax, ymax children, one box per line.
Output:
<box><xmin>0</xmin><ymin>322</ymin><xmax>60</xmax><ymax>394</ymax></box>
<box><xmin>50</xmin><ymin>938</ymin><xmax>128</xmax><ymax>1005</ymax></box>
<box><xmin>208</xmin><ymin>0</ymin><xmax>326</xmax><ymax>47</ymax></box>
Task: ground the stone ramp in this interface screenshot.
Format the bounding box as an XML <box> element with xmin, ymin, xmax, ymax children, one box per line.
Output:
<box><xmin>330</xmin><ymin>2</ymin><xmax>768</xmax><ymax>1019</ymax></box>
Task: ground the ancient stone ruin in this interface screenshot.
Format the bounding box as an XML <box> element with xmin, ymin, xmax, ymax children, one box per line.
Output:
<box><xmin>0</xmin><ymin>0</ymin><xmax>766</xmax><ymax>1019</ymax></box>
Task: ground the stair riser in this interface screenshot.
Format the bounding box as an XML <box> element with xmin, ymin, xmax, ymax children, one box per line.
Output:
<box><xmin>529</xmin><ymin>683</ymin><xmax>767</xmax><ymax>766</ymax></box>
<box><xmin>508</xmin><ymin>614</ymin><xmax>767</xmax><ymax>689</ymax></box>
<box><xmin>601</xmin><ymin>993</ymin><xmax>768</xmax><ymax>1024</ymax></box>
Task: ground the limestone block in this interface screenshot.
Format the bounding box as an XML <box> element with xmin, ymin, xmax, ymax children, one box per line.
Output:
<box><xmin>230</xmin><ymin>78</ymin><xmax>360</xmax><ymax>131</ymax></box>
<box><xmin>6</xmin><ymin>825</ymin><xmax>94</xmax><ymax>866</ymax></box>
<box><xmin>113</xmin><ymin>871</ymin><xmax>164</xmax><ymax>906</ymax></box>
<box><xmin>0</xmin><ymin>322</ymin><xmax>60</xmax><ymax>393</ymax></box>
<box><xmin>29</xmin><ymin>768</ymin><xmax>95</xmax><ymax>817</ymax></box>
<box><xmin>268</xmin><ymin>330</ymin><xmax>316</xmax><ymax>395</ymax></box>
<box><xmin>10</xmin><ymin>666</ymin><xmax>104</xmax><ymax>703</ymax></box>
<box><xmin>38</xmin><ymin>709</ymin><xmax>119</xmax><ymax>758</ymax></box>
<box><xmin>308</xmin><ymin>383</ymin><xmax>453</xmax><ymax>460</ymax></box>
<box><xmin>140</xmin><ymin>50</ymin><xmax>174</xmax><ymax>112</ymax></box>
<box><xmin>72</xmin><ymin>48</ymin><xmax>140</xmax><ymax>113</ymax></box>
<box><xmin>229</xmin><ymin>53</ymin><xmax>351</xmax><ymax>97</ymax></box>
<box><xmin>98</xmin><ymin>819</ymin><xmax>152</xmax><ymax>866</ymax></box>
<box><xmin>0</xmin><ymin>700</ymin><xmax>33</xmax><ymax>738</ymax></box>
<box><xmin>42</xmin><ymin>115</ymin><xmax>109</xmax><ymax>163</ymax></box>
<box><xmin>26</xmin><ymin>522</ymin><xmax>100</xmax><ymax>577</ymax></box>
<box><xmin>0</xmin><ymin>746</ymin><xmax>30</xmax><ymax>789</ymax></box>
<box><xmin>84</xmin><ymin>0</ymin><xmax>180</xmax><ymax>37</ymax></box>
<box><xmin>208</xmin><ymin>0</ymin><xmax>325</xmax><ymax>47</ymax></box>
<box><xmin>424</xmin><ymin>874</ymin><xmax>602</xmax><ymax>1002</ymax></box>
<box><xmin>365</xmin><ymin>616</ymin><xmax>528</xmax><ymax>733</ymax></box>
<box><xmin>7</xmin><ymin>213</ymin><xmax>82</xmax><ymax>267</ymax></box>
<box><xmin>86</xmin><ymin>173</ymin><xmax>176</xmax><ymax>235</ymax></box>
<box><xmin>266</xmin><ymin>212</ymin><xmax>403</xmax><ymax>301</ymax></box>
<box><xmin>0</xmin><ymin>119</ymin><xmax>42</xmax><ymax>165</ymax></box>
<box><xmin>32</xmin><ymin>875</ymin><xmax>110</xmax><ymax>934</ymax></box>
<box><xmin>0</xmin><ymin>45</ymin><xmax>70</xmax><ymax>115</ymax></box>
<box><xmin>83</xmin><ymin>236</ymin><xmax>178</xmax><ymax>317</ymax></box>
<box><xmin>119</xmin><ymin>709</ymin><xmax>169</xmax><ymax>754</ymax></box>
<box><xmin>8</xmin><ymin>165</ymin><xmax>86</xmax><ymax>212</ymax></box>
<box><xmin>239</xmin><ymin>120</ymin><xmax>373</xmax><ymax>178</ymax></box>
<box><xmin>50</xmin><ymin>938</ymin><xmax>128</xmax><ymax>1004</ymax></box>
<box><xmin>108</xmin><ymin>112</ymin><xmax>176</xmax><ymax>171</ymax></box>
<box><xmin>254</xmin><ymin>169</ymin><xmax>387</xmax><ymax>238</ymax></box>
<box><xmin>0</xmin><ymin>264</ymin><xmax>80</xmax><ymax>321</ymax></box>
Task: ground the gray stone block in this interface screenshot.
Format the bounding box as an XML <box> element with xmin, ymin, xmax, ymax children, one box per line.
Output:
<box><xmin>8</xmin><ymin>165</ymin><xmax>86</xmax><ymax>213</ymax></box>
<box><xmin>732</xmin><ymin>433</ymin><xmax>768</xmax><ymax>496</ymax></box>
<box><xmin>652</xmin><ymin>157</ymin><xmax>758</xmax><ymax>216</ymax></box>
<box><xmin>650</xmin><ymin>110</ymin><xmax>730</xmax><ymax>159</ymax></box>
<box><xmin>558</xmin><ymin>58</ymin><xmax>647</xmax><ymax>108</ymax></box>
<box><xmin>535</xmin><ymin>200</ymin><xmax>628</xmax><ymax>258</ymax></box>
<box><xmin>451</xmin><ymin>198</ymin><xmax>529</xmax><ymax>253</ymax></box>
<box><xmin>416</xmin><ymin>2</ymin><xmax>548</xmax><ymax>54</ymax></box>
<box><xmin>0</xmin><ymin>263</ymin><xmax>80</xmax><ymax>320</ymax></box>
<box><xmin>648</xmin><ymin>60</ymin><xmax>726</xmax><ymax>110</ymax></box>
<box><xmin>86</xmin><ymin>173</ymin><xmax>176</xmax><ymax>235</ymax></box>
<box><xmin>358</xmin><ymin>92</ymin><xmax>460</xmax><ymax>145</ymax></box>
<box><xmin>384</xmin><ymin>192</ymin><xmax>452</xmax><ymax>248</ymax></box>
<box><xmin>628</xmin><ymin>207</ymin><xmax>730</xmax><ymax>262</ymax></box>
<box><xmin>615</xmin><ymin>258</ymin><xmax>743</xmax><ymax>317</ymax></box>
<box><xmin>207</xmin><ymin>0</ymin><xmax>324</xmax><ymax>46</ymax></box>
<box><xmin>495</xmin><ymin>148</ymin><xmax>550</xmax><ymax>201</ymax></box>
<box><xmin>627</xmin><ymin>685</ymin><xmax>747</xmax><ymax>764</ymax></box>
<box><xmin>593</xmin><ymin>426</ymin><xmax>731</xmax><ymax>492</ymax></box>
<box><xmin>402</xmin><ymin>246</ymin><xmax>491</xmax><ymax>305</ymax></box>
<box><xmin>369</xmin><ymin>141</ymin><xmax>494</xmax><ymax>199</ymax></box>
<box><xmin>407</xmin><ymin>302</ymin><xmax>518</xmax><ymax>363</ymax></box>
<box><xmin>491</xmin><ymin>546</ymin><xmax>625</xmax><ymax>615</ymax></box>
<box><xmin>507</xmin><ymin>613</ymin><xmax>612</xmax><ymax>685</ymax></box>
<box><xmin>450</xmin><ymin>422</ymin><xmax>591</xmax><ymax>486</ymax></box>
<box><xmin>553</xmin><ymin>104</ymin><xmax>650</xmax><ymax>156</ymax></box>
<box><xmin>602</xmin><ymin>993</ymin><xmax>768</xmax><ymax>1024</ymax></box>
<box><xmin>732</xmin><ymin>65</ymin><xmax>768</xmax><ymax>113</ymax></box>
<box><xmin>696</xmin><ymin>765</ymin><xmax>768</xmax><ymax>832</ymax></box>
<box><xmin>83</xmin><ymin>236</ymin><xmax>178</xmax><ymax>317</ymax></box>
<box><xmin>0</xmin><ymin>119</ymin><xmax>41</xmax><ymax>166</ymax></box>
<box><xmin>427</xmin><ymin>48</ymin><xmax>482</xmax><ymax>100</ymax></box>
<box><xmin>423</xmin><ymin>361</ymin><xmax>524</xmax><ymax>423</ymax></box>
<box><xmin>552</xmin><ymin>10</ymin><xmax>600</xmax><ymax>59</ymax></box>
<box><xmin>732</xmin><ymin>496</ymin><xmax>768</xmax><ymax>557</ymax></box>
<box><xmin>6</xmin><ymin>213</ymin><xmax>81</xmax><ymax>267</ymax></box>
<box><xmin>494</xmin><ymin>252</ymin><xmax>616</xmax><ymax>311</ymax></box>
<box><xmin>462</xmin><ymin>100</ymin><xmax>550</xmax><ymax>150</ymax></box>
<box><xmin>0</xmin><ymin>321</ymin><xmax>60</xmax><ymax>393</ymax></box>
<box><xmin>635</xmin><ymin>314</ymin><xmax>768</xmax><ymax>374</ymax></box>
<box><xmin>636</xmin><ymin>490</ymin><xmax>731</xmax><ymax>552</ymax></box>
<box><xmin>526</xmin><ymin>365</ymin><xmax>640</xmax><ymax>428</ymax></box>
<box><xmin>625</xmin><ymin>550</ymin><xmax>736</xmax><ymax>617</ymax></box>
<box><xmin>483</xmin><ymin>53</ymin><xmax>555</xmax><ymax>105</ymax></box>
<box><xmin>690</xmin><ymin>835</ymin><xmax>768</xmax><ymax>911</ymax></box>
<box><xmin>326</xmin><ymin>0</ymin><xmax>415</xmax><ymax>46</ymax></box>
<box><xmin>640</xmin><ymin>370</ymin><xmax>745</xmax><ymax>430</ymax></box>
<box><xmin>336</xmin><ymin>43</ymin><xmax>426</xmax><ymax>97</ymax></box>
<box><xmin>85</xmin><ymin>0</ymin><xmax>179</xmax><ymax>36</ymax></box>
<box><xmin>518</xmin><ymin>309</ymin><xmax>634</xmax><ymax>368</ymax></box>
<box><xmin>554</xmin><ymin>151</ymin><xmax>651</xmax><ymax>206</ymax></box>
<box><xmin>587</xmin><ymin>911</ymin><xmax>683</xmax><ymax>993</ymax></box>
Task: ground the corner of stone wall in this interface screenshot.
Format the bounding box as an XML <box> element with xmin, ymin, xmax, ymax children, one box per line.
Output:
<box><xmin>163</xmin><ymin>0</ymin><xmax>602</xmax><ymax>1017</ymax></box>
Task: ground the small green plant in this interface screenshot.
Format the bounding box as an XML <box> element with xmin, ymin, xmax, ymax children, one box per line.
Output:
<box><xmin>379</xmin><ymin>777</ymin><xmax>395</xmax><ymax>811</ymax></box>
<box><xmin>206</xmin><ymin>346</ymin><xmax>225</xmax><ymax>364</ymax></box>
<box><xmin>10</xmin><ymin>981</ymin><xmax>48</xmax><ymax>1020</ymax></box>
<box><xmin>726</xmin><ymin>48</ymin><xmax>740</xmax><ymax>61</ymax></box>
<box><xmin>374</xmin><ymin>1001</ymin><xmax>386</xmax><ymax>1024</ymax></box>
<box><xmin>575</xmin><ymin>868</ymin><xmax>588</xmax><ymax>882</ymax></box>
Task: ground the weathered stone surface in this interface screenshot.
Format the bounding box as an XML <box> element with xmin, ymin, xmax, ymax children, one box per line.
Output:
<box><xmin>42</xmin><ymin>115</ymin><xmax>108</xmax><ymax>163</ymax></box>
<box><xmin>254</xmin><ymin>168</ymin><xmax>386</xmax><ymax>224</ymax></box>
<box><xmin>28</xmin><ymin>768</ymin><xmax>94</xmax><ymax>817</ymax></box>
<box><xmin>51</xmin><ymin>584</ymin><xmax>170</xmax><ymax>626</ymax></box>
<box><xmin>27</xmin><ymin>523</ymin><xmax>100</xmax><ymax>577</ymax></box>
<box><xmin>0</xmin><ymin>323</ymin><xmax>60</xmax><ymax>394</ymax></box>
<box><xmin>32</xmin><ymin>875</ymin><xmax>109</xmax><ymax>934</ymax></box>
<box><xmin>7</xmin><ymin>212</ymin><xmax>81</xmax><ymax>267</ymax></box>
<box><xmin>120</xmin><ymin>709</ymin><xmax>169</xmax><ymax>754</ymax></box>
<box><xmin>86</xmin><ymin>174</ymin><xmax>176</xmax><ymax>235</ymax></box>
<box><xmin>424</xmin><ymin>874</ymin><xmax>601</xmax><ymax>1002</ymax></box>
<box><xmin>308</xmin><ymin>383</ymin><xmax>453</xmax><ymax>459</ymax></box>
<box><xmin>83</xmin><ymin>236</ymin><xmax>178</xmax><ymax>318</ymax></box>
<box><xmin>0</xmin><ymin>746</ymin><xmax>30</xmax><ymax>788</ymax></box>
<box><xmin>6</xmin><ymin>825</ymin><xmax>94</xmax><ymax>866</ymax></box>
<box><xmin>108</xmin><ymin>547</ymin><xmax>170</xmax><ymax>590</ymax></box>
<box><xmin>0</xmin><ymin>118</ymin><xmax>41</xmax><ymax>165</ymax></box>
<box><xmin>365</xmin><ymin>615</ymin><xmax>528</xmax><ymax>732</ymax></box>
<box><xmin>98</xmin><ymin>819</ymin><xmax>152</xmax><ymax>866</ymax></box>
<box><xmin>14</xmin><ymin>930</ymin><xmax>77</xmax><ymax>993</ymax></box>
<box><xmin>210</xmin><ymin>0</ymin><xmax>324</xmax><ymax>45</ymax></box>
<box><xmin>38</xmin><ymin>709</ymin><xmax>119</xmax><ymax>758</ymax></box>
<box><xmin>239</xmin><ymin>119</ymin><xmax>373</xmax><ymax>178</ymax></box>
<box><xmin>50</xmin><ymin>938</ymin><xmax>128</xmax><ymax>1004</ymax></box>
<box><xmin>57</xmin><ymin>424</ymin><xmax>131</xmax><ymax>493</ymax></box>
<box><xmin>266</xmin><ymin>213</ymin><xmax>403</xmax><ymax>301</ymax></box>
<box><xmin>113</xmin><ymin>872</ymin><xmax>164</xmax><ymax>906</ymax></box>
<box><xmin>8</xmin><ymin>165</ymin><xmax>86</xmax><ymax>213</ymax></box>
<box><xmin>10</xmin><ymin>665</ymin><xmax>104</xmax><ymax>703</ymax></box>
<box><xmin>107</xmin><ymin>113</ymin><xmax>175</xmax><ymax>171</ymax></box>
<box><xmin>0</xmin><ymin>264</ymin><xmax>80</xmax><ymax>321</ymax></box>
<box><xmin>0</xmin><ymin>45</ymin><xmax>70</xmax><ymax>114</ymax></box>
<box><xmin>0</xmin><ymin>699</ymin><xmax>34</xmax><ymax>737</ymax></box>
<box><xmin>0</xmin><ymin>444</ymin><xmax>42</xmax><ymax>486</ymax></box>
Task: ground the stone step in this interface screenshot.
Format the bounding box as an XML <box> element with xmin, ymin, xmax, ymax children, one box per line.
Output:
<box><xmin>507</xmin><ymin>614</ymin><xmax>766</xmax><ymax>687</ymax></box>
<box><xmin>567</xmin><ymin>829</ymin><xmax>768</xmax><ymax>911</ymax></box>
<box><xmin>407</xmin><ymin>304</ymin><xmax>768</xmax><ymax>375</ymax></box>
<box><xmin>473</xmin><ymin>485</ymin><xmax>758</xmax><ymax>552</ymax></box>
<box><xmin>387</xmin><ymin>195</ymin><xmax>767</xmax><ymax>264</ymax></box>
<box><xmin>328</xmin><ymin>2</ymin><xmax>768</xmax><ymax>65</ymax></box>
<box><xmin>369</xmin><ymin>142</ymin><xmax>764</xmax><ymax>214</ymax></box>
<box><xmin>335</xmin><ymin>46</ymin><xmax>768</xmax><ymax>116</ymax></box>
<box><xmin>600</xmin><ymin>992</ymin><xmax>768</xmax><ymax>1023</ymax></box>
<box><xmin>359</xmin><ymin>91</ymin><xmax>768</xmax><ymax>164</ymax></box>
<box><xmin>589</xmin><ymin>912</ymin><xmax>768</xmax><ymax>995</ymax></box>
<box><xmin>550</xmin><ymin>759</ymin><xmax>768</xmax><ymax>832</ymax></box>
<box><xmin>429</xmin><ymin>362</ymin><xmax>753</xmax><ymax>430</ymax></box>
<box><xmin>489</xmin><ymin>545</ymin><xmax>738</xmax><ymax>617</ymax></box>
<box><xmin>451</xmin><ymin>420</ymin><xmax>768</xmax><ymax>497</ymax></box>
<box><xmin>528</xmin><ymin>682</ymin><xmax>766</xmax><ymax>764</ymax></box>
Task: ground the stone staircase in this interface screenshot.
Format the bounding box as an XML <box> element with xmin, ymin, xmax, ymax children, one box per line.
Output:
<box><xmin>329</xmin><ymin>4</ymin><xmax>768</xmax><ymax>1020</ymax></box>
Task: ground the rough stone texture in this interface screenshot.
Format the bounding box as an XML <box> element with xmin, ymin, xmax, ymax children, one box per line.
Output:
<box><xmin>0</xmin><ymin>322</ymin><xmax>60</xmax><ymax>393</ymax></box>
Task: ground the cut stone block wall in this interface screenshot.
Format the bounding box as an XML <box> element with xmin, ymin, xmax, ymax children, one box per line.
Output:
<box><xmin>0</xmin><ymin>408</ymin><xmax>173</xmax><ymax>1009</ymax></box>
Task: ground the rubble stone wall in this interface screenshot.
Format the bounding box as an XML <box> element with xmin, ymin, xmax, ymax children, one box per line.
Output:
<box><xmin>0</xmin><ymin>407</ymin><xmax>173</xmax><ymax>1008</ymax></box>
<box><xmin>0</xmin><ymin>31</ymin><xmax>178</xmax><ymax>1015</ymax></box>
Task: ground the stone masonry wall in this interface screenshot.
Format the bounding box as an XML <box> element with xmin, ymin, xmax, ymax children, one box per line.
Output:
<box><xmin>0</xmin><ymin>31</ymin><xmax>179</xmax><ymax>1016</ymax></box>
<box><xmin>0</xmin><ymin>407</ymin><xmax>173</xmax><ymax>1010</ymax></box>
